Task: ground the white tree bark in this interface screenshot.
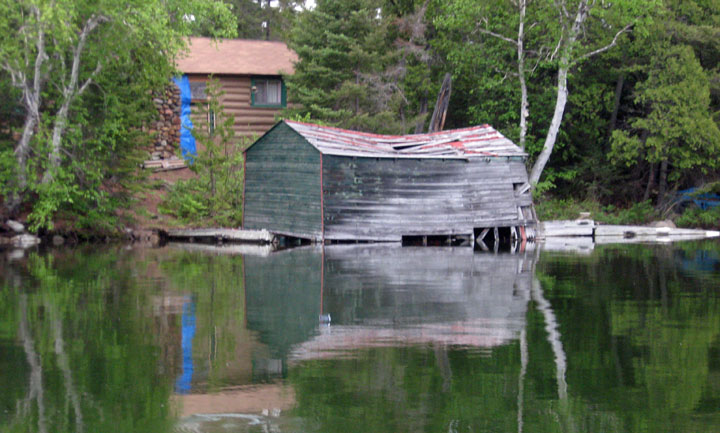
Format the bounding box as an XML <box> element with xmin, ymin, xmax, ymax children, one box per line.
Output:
<box><xmin>18</xmin><ymin>295</ymin><xmax>48</xmax><ymax>433</ymax></box>
<box><xmin>517</xmin><ymin>0</ymin><xmax>529</xmax><ymax>151</ymax></box>
<box><xmin>529</xmin><ymin>1</ymin><xmax>633</xmax><ymax>185</ymax></box>
<box><xmin>528</xmin><ymin>0</ymin><xmax>588</xmax><ymax>185</ymax></box>
<box><xmin>42</xmin><ymin>15</ymin><xmax>106</xmax><ymax>185</ymax></box>
<box><xmin>475</xmin><ymin>0</ymin><xmax>530</xmax><ymax>150</ymax></box>
<box><xmin>529</xmin><ymin>62</ymin><xmax>569</xmax><ymax>185</ymax></box>
<box><xmin>3</xmin><ymin>5</ymin><xmax>48</xmax><ymax>210</ymax></box>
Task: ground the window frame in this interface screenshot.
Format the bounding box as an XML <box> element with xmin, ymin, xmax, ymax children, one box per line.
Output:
<box><xmin>251</xmin><ymin>76</ymin><xmax>287</xmax><ymax>108</ymax></box>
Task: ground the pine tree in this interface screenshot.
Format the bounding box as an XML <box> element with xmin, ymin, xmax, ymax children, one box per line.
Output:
<box><xmin>284</xmin><ymin>0</ymin><xmax>406</xmax><ymax>132</ymax></box>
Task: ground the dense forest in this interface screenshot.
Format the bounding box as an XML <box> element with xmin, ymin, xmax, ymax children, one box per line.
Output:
<box><xmin>1</xmin><ymin>0</ymin><xmax>719</xmax><ymax>234</ymax></box>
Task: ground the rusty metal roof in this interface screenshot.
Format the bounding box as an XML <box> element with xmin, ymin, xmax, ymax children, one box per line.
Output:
<box><xmin>284</xmin><ymin>120</ymin><xmax>526</xmax><ymax>159</ymax></box>
<box><xmin>177</xmin><ymin>37</ymin><xmax>297</xmax><ymax>76</ymax></box>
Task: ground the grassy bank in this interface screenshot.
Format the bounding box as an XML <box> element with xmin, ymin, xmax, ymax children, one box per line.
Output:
<box><xmin>535</xmin><ymin>195</ymin><xmax>720</xmax><ymax>230</ymax></box>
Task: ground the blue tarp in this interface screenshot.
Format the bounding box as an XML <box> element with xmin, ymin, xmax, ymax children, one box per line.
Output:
<box><xmin>172</xmin><ymin>76</ymin><xmax>196</xmax><ymax>161</ymax></box>
<box><xmin>678</xmin><ymin>188</ymin><xmax>720</xmax><ymax>211</ymax></box>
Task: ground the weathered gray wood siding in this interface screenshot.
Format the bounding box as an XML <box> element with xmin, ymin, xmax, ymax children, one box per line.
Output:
<box><xmin>243</xmin><ymin>123</ymin><xmax>322</xmax><ymax>239</ymax></box>
<box><xmin>322</xmin><ymin>156</ymin><xmax>532</xmax><ymax>241</ymax></box>
<box><xmin>322</xmin><ymin>245</ymin><xmax>531</xmax><ymax>327</ymax></box>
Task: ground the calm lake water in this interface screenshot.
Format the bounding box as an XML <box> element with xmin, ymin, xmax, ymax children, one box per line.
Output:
<box><xmin>1</xmin><ymin>241</ymin><xmax>719</xmax><ymax>433</ymax></box>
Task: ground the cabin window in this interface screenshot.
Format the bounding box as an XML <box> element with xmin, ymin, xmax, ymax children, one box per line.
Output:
<box><xmin>251</xmin><ymin>77</ymin><xmax>286</xmax><ymax>107</ymax></box>
<box><xmin>189</xmin><ymin>82</ymin><xmax>207</xmax><ymax>101</ymax></box>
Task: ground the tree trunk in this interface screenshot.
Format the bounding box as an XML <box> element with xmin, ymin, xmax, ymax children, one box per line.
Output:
<box><xmin>517</xmin><ymin>0</ymin><xmax>528</xmax><ymax>151</ymax></box>
<box><xmin>657</xmin><ymin>159</ymin><xmax>668</xmax><ymax>208</ymax></box>
<box><xmin>42</xmin><ymin>103</ymin><xmax>70</xmax><ymax>184</ymax></box>
<box><xmin>7</xmin><ymin>6</ymin><xmax>47</xmax><ymax>212</ymax></box>
<box><xmin>42</xmin><ymin>15</ymin><xmax>105</xmax><ymax>184</ymax></box>
<box><xmin>529</xmin><ymin>1</ymin><xmax>590</xmax><ymax>185</ymax></box>
<box><xmin>414</xmin><ymin>94</ymin><xmax>427</xmax><ymax>134</ymax></box>
<box><xmin>606</xmin><ymin>73</ymin><xmax>624</xmax><ymax>146</ymax></box>
<box><xmin>9</xmin><ymin>114</ymin><xmax>38</xmax><ymax>211</ymax></box>
<box><xmin>428</xmin><ymin>73</ymin><xmax>452</xmax><ymax>132</ymax></box>
<box><xmin>643</xmin><ymin>162</ymin><xmax>656</xmax><ymax>202</ymax></box>
<box><xmin>355</xmin><ymin>72</ymin><xmax>360</xmax><ymax>115</ymax></box>
<box><xmin>529</xmin><ymin>64</ymin><xmax>569</xmax><ymax>185</ymax></box>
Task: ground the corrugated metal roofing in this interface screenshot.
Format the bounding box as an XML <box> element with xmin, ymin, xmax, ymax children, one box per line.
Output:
<box><xmin>283</xmin><ymin>120</ymin><xmax>525</xmax><ymax>159</ymax></box>
<box><xmin>177</xmin><ymin>37</ymin><xmax>297</xmax><ymax>76</ymax></box>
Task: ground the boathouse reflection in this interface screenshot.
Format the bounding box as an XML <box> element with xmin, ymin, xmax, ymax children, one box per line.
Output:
<box><xmin>244</xmin><ymin>245</ymin><xmax>537</xmax><ymax>363</ymax></box>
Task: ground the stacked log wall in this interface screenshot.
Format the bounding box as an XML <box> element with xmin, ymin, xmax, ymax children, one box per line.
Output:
<box><xmin>149</xmin><ymin>84</ymin><xmax>181</xmax><ymax>160</ymax></box>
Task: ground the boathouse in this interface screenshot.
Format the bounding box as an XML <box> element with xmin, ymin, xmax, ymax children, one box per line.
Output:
<box><xmin>242</xmin><ymin>121</ymin><xmax>536</xmax><ymax>244</ymax></box>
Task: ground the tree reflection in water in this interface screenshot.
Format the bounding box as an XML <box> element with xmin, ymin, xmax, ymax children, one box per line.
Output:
<box><xmin>0</xmin><ymin>240</ymin><xmax>719</xmax><ymax>433</ymax></box>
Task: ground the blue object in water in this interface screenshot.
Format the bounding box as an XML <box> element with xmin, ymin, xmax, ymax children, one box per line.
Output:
<box><xmin>175</xmin><ymin>300</ymin><xmax>196</xmax><ymax>394</ymax></box>
<box><xmin>172</xmin><ymin>76</ymin><xmax>196</xmax><ymax>162</ymax></box>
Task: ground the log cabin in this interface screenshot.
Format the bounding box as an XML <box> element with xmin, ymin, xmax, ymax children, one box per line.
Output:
<box><xmin>242</xmin><ymin>120</ymin><xmax>536</xmax><ymax>246</ymax></box>
<box><xmin>176</xmin><ymin>37</ymin><xmax>297</xmax><ymax>140</ymax></box>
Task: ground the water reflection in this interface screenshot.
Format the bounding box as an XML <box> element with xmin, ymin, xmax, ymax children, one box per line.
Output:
<box><xmin>280</xmin><ymin>245</ymin><xmax>533</xmax><ymax>359</ymax></box>
<box><xmin>1</xmin><ymin>241</ymin><xmax>719</xmax><ymax>433</ymax></box>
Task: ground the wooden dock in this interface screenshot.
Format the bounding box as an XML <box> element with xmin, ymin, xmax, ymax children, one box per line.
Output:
<box><xmin>165</xmin><ymin>228</ymin><xmax>275</xmax><ymax>244</ymax></box>
<box><xmin>538</xmin><ymin>220</ymin><xmax>720</xmax><ymax>240</ymax></box>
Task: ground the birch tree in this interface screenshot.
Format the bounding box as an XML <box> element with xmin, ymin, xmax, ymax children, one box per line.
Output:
<box><xmin>436</xmin><ymin>0</ymin><xmax>657</xmax><ymax>186</ymax></box>
<box><xmin>0</xmin><ymin>0</ymin><xmax>235</xmax><ymax>227</ymax></box>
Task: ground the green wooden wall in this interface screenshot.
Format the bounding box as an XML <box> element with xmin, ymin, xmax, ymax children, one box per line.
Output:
<box><xmin>243</xmin><ymin>122</ymin><xmax>322</xmax><ymax>239</ymax></box>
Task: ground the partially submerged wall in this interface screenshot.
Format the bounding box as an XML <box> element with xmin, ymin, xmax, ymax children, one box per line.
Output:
<box><xmin>322</xmin><ymin>156</ymin><xmax>533</xmax><ymax>241</ymax></box>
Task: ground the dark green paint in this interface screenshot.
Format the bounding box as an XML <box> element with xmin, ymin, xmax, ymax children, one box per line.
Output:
<box><xmin>244</xmin><ymin>122</ymin><xmax>322</xmax><ymax>239</ymax></box>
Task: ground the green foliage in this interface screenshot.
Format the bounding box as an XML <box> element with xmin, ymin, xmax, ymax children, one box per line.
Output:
<box><xmin>0</xmin><ymin>249</ymin><xmax>176</xmax><ymax>433</ymax></box>
<box><xmin>610</xmin><ymin>44</ymin><xmax>720</xmax><ymax>180</ymax></box>
<box><xmin>283</xmin><ymin>0</ymin><xmax>434</xmax><ymax>134</ymax></box>
<box><xmin>220</xmin><ymin>0</ymin><xmax>297</xmax><ymax>40</ymax></box>
<box><xmin>159</xmin><ymin>78</ymin><xmax>245</xmax><ymax>227</ymax></box>
<box><xmin>535</xmin><ymin>196</ymin><xmax>656</xmax><ymax>225</ymax></box>
<box><xmin>158</xmin><ymin>178</ymin><xmax>209</xmax><ymax>221</ymax></box>
<box><xmin>676</xmin><ymin>205</ymin><xmax>720</xmax><ymax>229</ymax></box>
<box><xmin>0</xmin><ymin>0</ymin><xmax>236</xmax><ymax>233</ymax></box>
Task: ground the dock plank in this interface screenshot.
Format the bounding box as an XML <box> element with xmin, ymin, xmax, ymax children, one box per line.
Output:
<box><xmin>166</xmin><ymin>228</ymin><xmax>275</xmax><ymax>243</ymax></box>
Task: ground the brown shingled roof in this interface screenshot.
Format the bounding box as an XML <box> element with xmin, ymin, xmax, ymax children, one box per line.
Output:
<box><xmin>176</xmin><ymin>37</ymin><xmax>297</xmax><ymax>76</ymax></box>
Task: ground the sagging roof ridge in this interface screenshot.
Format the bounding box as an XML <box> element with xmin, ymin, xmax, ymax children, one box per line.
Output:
<box><xmin>283</xmin><ymin>120</ymin><xmax>526</xmax><ymax>159</ymax></box>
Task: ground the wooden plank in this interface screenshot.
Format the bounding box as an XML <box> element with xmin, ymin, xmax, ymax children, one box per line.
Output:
<box><xmin>166</xmin><ymin>228</ymin><xmax>274</xmax><ymax>243</ymax></box>
<box><xmin>538</xmin><ymin>220</ymin><xmax>596</xmax><ymax>238</ymax></box>
<box><xmin>595</xmin><ymin>225</ymin><xmax>720</xmax><ymax>238</ymax></box>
